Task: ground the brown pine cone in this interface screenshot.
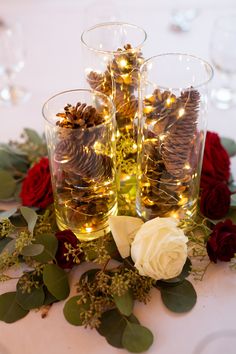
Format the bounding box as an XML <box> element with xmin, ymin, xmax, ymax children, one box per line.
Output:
<box><xmin>54</xmin><ymin>139</ymin><xmax>113</xmax><ymax>182</ymax></box>
<box><xmin>161</xmin><ymin>89</ymin><xmax>200</xmax><ymax>178</ymax></box>
<box><xmin>87</xmin><ymin>70</ymin><xmax>112</xmax><ymax>96</ymax></box>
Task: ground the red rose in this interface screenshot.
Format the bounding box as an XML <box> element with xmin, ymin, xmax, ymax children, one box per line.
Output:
<box><xmin>201</xmin><ymin>132</ymin><xmax>230</xmax><ymax>189</ymax></box>
<box><xmin>200</xmin><ymin>182</ymin><xmax>231</xmax><ymax>219</ymax></box>
<box><xmin>207</xmin><ymin>219</ymin><xmax>236</xmax><ymax>262</ymax></box>
<box><xmin>55</xmin><ymin>229</ymin><xmax>82</xmax><ymax>269</ymax></box>
<box><xmin>20</xmin><ymin>157</ymin><xmax>53</xmax><ymax>208</ymax></box>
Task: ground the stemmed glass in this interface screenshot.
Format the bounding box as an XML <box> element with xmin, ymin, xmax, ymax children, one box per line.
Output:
<box><xmin>210</xmin><ymin>15</ymin><xmax>236</xmax><ymax>109</ymax></box>
<box><xmin>0</xmin><ymin>22</ymin><xmax>30</xmax><ymax>105</ymax></box>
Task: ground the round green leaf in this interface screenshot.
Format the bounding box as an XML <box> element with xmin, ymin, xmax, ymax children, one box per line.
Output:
<box><xmin>16</xmin><ymin>284</ymin><xmax>45</xmax><ymax>310</ymax></box>
<box><xmin>43</xmin><ymin>287</ymin><xmax>58</xmax><ymax>305</ymax></box>
<box><xmin>21</xmin><ymin>244</ymin><xmax>44</xmax><ymax>257</ymax></box>
<box><xmin>63</xmin><ymin>296</ymin><xmax>90</xmax><ymax>326</ymax></box>
<box><xmin>160</xmin><ymin>279</ymin><xmax>197</xmax><ymax>313</ymax></box>
<box><xmin>33</xmin><ymin>234</ymin><xmax>58</xmax><ymax>263</ymax></box>
<box><xmin>98</xmin><ymin>309</ymin><xmax>126</xmax><ymax>348</ymax></box>
<box><xmin>43</xmin><ymin>264</ymin><xmax>70</xmax><ymax>300</ymax></box>
<box><xmin>221</xmin><ymin>137</ymin><xmax>236</xmax><ymax>157</ymax></box>
<box><xmin>113</xmin><ymin>289</ymin><xmax>133</xmax><ymax>316</ymax></box>
<box><xmin>0</xmin><ymin>170</ymin><xmax>16</xmax><ymax>200</ymax></box>
<box><xmin>20</xmin><ymin>207</ymin><xmax>38</xmax><ymax>234</ymax></box>
<box><xmin>0</xmin><ymin>292</ymin><xmax>29</xmax><ymax>323</ymax></box>
<box><xmin>122</xmin><ymin>322</ymin><xmax>154</xmax><ymax>353</ymax></box>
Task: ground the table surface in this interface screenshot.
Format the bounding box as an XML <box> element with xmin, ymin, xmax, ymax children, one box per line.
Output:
<box><xmin>1</xmin><ymin>1</ymin><xmax>236</xmax><ymax>354</ymax></box>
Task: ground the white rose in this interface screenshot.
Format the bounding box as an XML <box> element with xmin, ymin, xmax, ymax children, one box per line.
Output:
<box><xmin>131</xmin><ymin>217</ymin><xmax>188</xmax><ymax>280</ymax></box>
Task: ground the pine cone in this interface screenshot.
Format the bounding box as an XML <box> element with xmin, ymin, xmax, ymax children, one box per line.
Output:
<box><xmin>115</xmin><ymin>90</ymin><xmax>138</xmax><ymax>128</ymax></box>
<box><xmin>87</xmin><ymin>70</ymin><xmax>112</xmax><ymax>96</ymax></box>
<box><xmin>161</xmin><ymin>89</ymin><xmax>200</xmax><ymax>178</ymax></box>
<box><xmin>54</xmin><ymin>139</ymin><xmax>113</xmax><ymax>182</ymax></box>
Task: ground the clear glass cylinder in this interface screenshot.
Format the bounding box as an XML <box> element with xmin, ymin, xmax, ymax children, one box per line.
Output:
<box><xmin>137</xmin><ymin>54</ymin><xmax>213</xmax><ymax>221</ymax></box>
<box><xmin>42</xmin><ymin>89</ymin><xmax>117</xmax><ymax>241</ymax></box>
<box><xmin>81</xmin><ymin>22</ymin><xmax>147</xmax><ymax>215</ymax></box>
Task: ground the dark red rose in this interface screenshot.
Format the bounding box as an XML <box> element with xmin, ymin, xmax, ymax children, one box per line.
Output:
<box><xmin>207</xmin><ymin>219</ymin><xmax>236</xmax><ymax>262</ymax></box>
<box><xmin>201</xmin><ymin>132</ymin><xmax>230</xmax><ymax>189</ymax></box>
<box><xmin>20</xmin><ymin>157</ymin><xmax>53</xmax><ymax>209</ymax></box>
<box><xmin>55</xmin><ymin>229</ymin><xmax>81</xmax><ymax>269</ymax></box>
<box><xmin>200</xmin><ymin>182</ymin><xmax>231</xmax><ymax>219</ymax></box>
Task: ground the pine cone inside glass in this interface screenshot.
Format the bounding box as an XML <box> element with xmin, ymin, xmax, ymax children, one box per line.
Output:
<box><xmin>53</xmin><ymin>100</ymin><xmax>117</xmax><ymax>240</ymax></box>
<box><xmin>137</xmin><ymin>88</ymin><xmax>201</xmax><ymax>220</ymax></box>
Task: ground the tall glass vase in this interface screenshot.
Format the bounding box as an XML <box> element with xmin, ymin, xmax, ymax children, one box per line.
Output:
<box><xmin>42</xmin><ymin>89</ymin><xmax>117</xmax><ymax>241</ymax></box>
<box><xmin>81</xmin><ymin>22</ymin><xmax>147</xmax><ymax>215</ymax></box>
<box><xmin>137</xmin><ymin>54</ymin><xmax>213</xmax><ymax>221</ymax></box>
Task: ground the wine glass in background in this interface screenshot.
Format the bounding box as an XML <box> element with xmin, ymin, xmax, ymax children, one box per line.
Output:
<box><xmin>0</xmin><ymin>22</ymin><xmax>30</xmax><ymax>105</ymax></box>
<box><xmin>210</xmin><ymin>15</ymin><xmax>236</xmax><ymax>109</ymax></box>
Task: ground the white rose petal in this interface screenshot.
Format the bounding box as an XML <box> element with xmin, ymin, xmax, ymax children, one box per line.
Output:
<box><xmin>108</xmin><ymin>216</ymin><xmax>144</xmax><ymax>258</ymax></box>
<box><xmin>131</xmin><ymin>217</ymin><xmax>188</xmax><ymax>280</ymax></box>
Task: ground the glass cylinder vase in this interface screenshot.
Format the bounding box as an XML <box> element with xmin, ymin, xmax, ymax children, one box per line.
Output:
<box><xmin>81</xmin><ymin>22</ymin><xmax>147</xmax><ymax>215</ymax></box>
<box><xmin>137</xmin><ymin>54</ymin><xmax>213</xmax><ymax>221</ymax></box>
<box><xmin>42</xmin><ymin>89</ymin><xmax>117</xmax><ymax>241</ymax></box>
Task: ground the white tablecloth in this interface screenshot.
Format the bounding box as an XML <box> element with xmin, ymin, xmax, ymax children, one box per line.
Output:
<box><xmin>1</xmin><ymin>1</ymin><xmax>236</xmax><ymax>353</ymax></box>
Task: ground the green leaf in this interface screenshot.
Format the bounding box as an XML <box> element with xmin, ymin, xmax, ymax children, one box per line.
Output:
<box><xmin>2</xmin><ymin>239</ymin><xmax>16</xmax><ymax>254</ymax></box>
<box><xmin>24</xmin><ymin>128</ymin><xmax>43</xmax><ymax>145</ymax></box>
<box><xmin>63</xmin><ymin>296</ymin><xmax>90</xmax><ymax>326</ymax></box>
<box><xmin>0</xmin><ymin>292</ymin><xmax>29</xmax><ymax>323</ymax></box>
<box><xmin>221</xmin><ymin>137</ymin><xmax>236</xmax><ymax>157</ymax></box>
<box><xmin>156</xmin><ymin>258</ymin><xmax>192</xmax><ymax>287</ymax></box>
<box><xmin>0</xmin><ymin>237</ymin><xmax>12</xmax><ymax>253</ymax></box>
<box><xmin>79</xmin><ymin>268</ymin><xmax>100</xmax><ymax>284</ymax></box>
<box><xmin>0</xmin><ymin>170</ymin><xmax>16</xmax><ymax>200</ymax></box>
<box><xmin>0</xmin><ymin>207</ymin><xmax>17</xmax><ymax>221</ymax></box>
<box><xmin>97</xmin><ymin>309</ymin><xmax>126</xmax><ymax>348</ymax></box>
<box><xmin>160</xmin><ymin>279</ymin><xmax>197</xmax><ymax>313</ymax></box>
<box><xmin>122</xmin><ymin>322</ymin><xmax>154</xmax><ymax>353</ymax></box>
<box><xmin>43</xmin><ymin>264</ymin><xmax>70</xmax><ymax>300</ymax></box>
<box><xmin>113</xmin><ymin>289</ymin><xmax>133</xmax><ymax>316</ymax></box>
<box><xmin>16</xmin><ymin>283</ymin><xmax>45</xmax><ymax>310</ymax></box>
<box><xmin>21</xmin><ymin>244</ymin><xmax>44</xmax><ymax>257</ymax></box>
<box><xmin>20</xmin><ymin>206</ymin><xmax>38</xmax><ymax>234</ymax></box>
<box><xmin>33</xmin><ymin>233</ymin><xmax>58</xmax><ymax>263</ymax></box>
<box><xmin>43</xmin><ymin>287</ymin><xmax>58</xmax><ymax>305</ymax></box>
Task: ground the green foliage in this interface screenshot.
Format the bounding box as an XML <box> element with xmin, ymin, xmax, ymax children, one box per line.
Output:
<box><xmin>0</xmin><ymin>170</ymin><xmax>16</xmax><ymax>200</ymax></box>
<box><xmin>20</xmin><ymin>206</ymin><xmax>38</xmax><ymax>234</ymax></box>
<box><xmin>0</xmin><ymin>292</ymin><xmax>29</xmax><ymax>323</ymax></box>
<box><xmin>33</xmin><ymin>233</ymin><xmax>58</xmax><ymax>263</ymax></box>
<box><xmin>160</xmin><ymin>280</ymin><xmax>197</xmax><ymax>313</ymax></box>
<box><xmin>43</xmin><ymin>264</ymin><xmax>70</xmax><ymax>300</ymax></box>
<box><xmin>122</xmin><ymin>322</ymin><xmax>154</xmax><ymax>353</ymax></box>
<box><xmin>16</xmin><ymin>280</ymin><xmax>45</xmax><ymax>310</ymax></box>
<box><xmin>20</xmin><ymin>244</ymin><xmax>44</xmax><ymax>257</ymax></box>
<box><xmin>221</xmin><ymin>137</ymin><xmax>236</xmax><ymax>157</ymax></box>
<box><xmin>63</xmin><ymin>296</ymin><xmax>90</xmax><ymax>326</ymax></box>
<box><xmin>113</xmin><ymin>289</ymin><xmax>133</xmax><ymax>316</ymax></box>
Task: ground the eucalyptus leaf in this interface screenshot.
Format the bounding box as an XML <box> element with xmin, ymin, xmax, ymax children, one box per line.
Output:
<box><xmin>97</xmin><ymin>309</ymin><xmax>126</xmax><ymax>348</ymax></box>
<box><xmin>0</xmin><ymin>207</ymin><xmax>17</xmax><ymax>221</ymax></box>
<box><xmin>33</xmin><ymin>233</ymin><xmax>58</xmax><ymax>263</ymax></box>
<box><xmin>0</xmin><ymin>150</ymin><xmax>13</xmax><ymax>169</ymax></box>
<box><xmin>122</xmin><ymin>322</ymin><xmax>154</xmax><ymax>353</ymax></box>
<box><xmin>63</xmin><ymin>296</ymin><xmax>90</xmax><ymax>326</ymax></box>
<box><xmin>160</xmin><ymin>279</ymin><xmax>197</xmax><ymax>313</ymax></box>
<box><xmin>43</xmin><ymin>264</ymin><xmax>70</xmax><ymax>300</ymax></box>
<box><xmin>221</xmin><ymin>137</ymin><xmax>236</xmax><ymax>157</ymax></box>
<box><xmin>0</xmin><ymin>170</ymin><xmax>16</xmax><ymax>200</ymax></box>
<box><xmin>24</xmin><ymin>128</ymin><xmax>43</xmax><ymax>145</ymax></box>
<box><xmin>16</xmin><ymin>283</ymin><xmax>45</xmax><ymax>310</ymax></box>
<box><xmin>0</xmin><ymin>237</ymin><xmax>12</xmax><ymax>253</ymax></box>
<box><xmin>21</xmin><ymin>244</ymin><xmax>44</xmax><ymax>257</ymax></box>
<box><xmin>2</xmin><ymin>239</ymin><xmax>16</xmax><ymax>254</ymax></box>
<box><xmin>20</xmin><ymin>206</ymin><xmax>38</xmax><ymax>234</ymax></box>
<box><xmin>43</xmin><ymin>287</ymin><xmax>58</xmax><ymax>305</ymax></box>
<box><xmin>79</xmin><ymin>268</ymin><xmax>100</xmax><ymax>284</ymax></box>
<box><xmin>0</xmin><ymin>292</ymin><xmax>29</xmax><ymax>323</ymax></box>
<box><xmin>113</xmin><ymin>289</ymin><xmax>133</xmax><ymax>316</ymax></box>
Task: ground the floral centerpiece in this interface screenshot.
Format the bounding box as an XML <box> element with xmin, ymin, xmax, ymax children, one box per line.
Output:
<box><xmin>0</xmin><ymin>129</ymin><xmax>236</xmax><ymax>353</ymax></box>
